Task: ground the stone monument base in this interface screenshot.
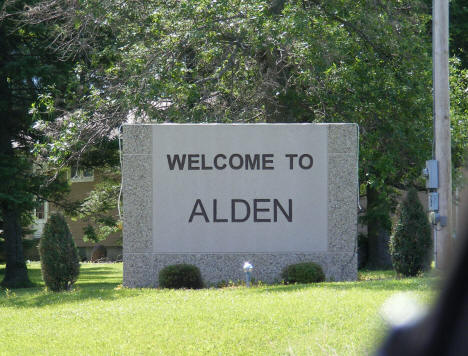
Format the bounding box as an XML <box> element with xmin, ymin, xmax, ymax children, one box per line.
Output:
<box><xmin>124</xmin><ymin>252</ymin><xmax>357</xmax><ymax>287</ymax></box>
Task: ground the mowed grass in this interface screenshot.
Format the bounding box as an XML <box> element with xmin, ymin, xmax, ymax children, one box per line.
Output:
<box><xmin>0</xmin><ymin>263</ymin><xmax>437</xmax><ymax>356</ymax></box>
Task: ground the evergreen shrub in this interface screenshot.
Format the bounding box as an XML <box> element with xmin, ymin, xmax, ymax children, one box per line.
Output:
<box><xmin>281</xmin><ymin>262</ymin><xmax>325</xmax><ymax>284</ymax></box>
<box><xmin>39</xmin><ymin>213</ymin><xmax>80</xmax><ymax>291</ymax></box>
<box><xmin>159</xmin><ymin>264</ymin><xmax>203</xmax><ymax>289</ymax></box>
<box><xmin>390</xmin><ymin>188</ymin><xmax>432</xmax><ymax>276</ymax></box>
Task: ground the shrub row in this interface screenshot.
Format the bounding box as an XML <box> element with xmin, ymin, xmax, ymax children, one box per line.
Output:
<box><xmin>158</xmin><ymin>261</ymin><xmax>325</xmax><ymax>289</ymax></box>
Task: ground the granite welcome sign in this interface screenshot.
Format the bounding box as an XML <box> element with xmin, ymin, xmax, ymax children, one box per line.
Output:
<box><xmin>123</xmin><ymin>124</ymin><xmax>358</xmax><ymax>287</ymax></box>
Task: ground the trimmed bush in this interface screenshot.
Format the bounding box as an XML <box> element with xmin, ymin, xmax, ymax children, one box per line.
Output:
<box><xmin>390</xmin><ymin>188</ymin><xmax>432</xmax><ymax>276</ymax></box>
<box><xmin>281</xmin><ymin>262</ymin><xmax>325</xmax><ymax>284</ymax></box>
<box><xmin>39</xmin><ymin>213</ymin><xmax>80</xmax><ymax>291</ymax></box>
<box><xmin>159</xmin><ymin>264</ymin><xmax>203</xmax><ymax>289</ymax></box>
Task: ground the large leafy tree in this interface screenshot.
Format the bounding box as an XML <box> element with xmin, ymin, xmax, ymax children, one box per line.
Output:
<box><xmin>31</xmin><ymin>0</ymin><xmax>466</xmax><ymax>266</ymax></box>
<box><xmin>449</xmin><ymin>0</ymin><xmax>468</xmax><ymax>68</ymax></box>
<box><xmin>450</xmin><ymin>58</ymin><xmax>468</xmax><ymax>175</ymax></box>
<box><xmin>0</xmin><ymin>0</ymin><xmax>70</xmax><ymax>287</ymax></box>
<box><xmin>422</xmin><ymin>0</ymin><xmax>468</xmax><ymax>68</ymax></box>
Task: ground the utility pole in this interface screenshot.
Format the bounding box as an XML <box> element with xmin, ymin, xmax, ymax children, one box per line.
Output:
<box><xmin>433</xmin><ymin>0</ymin><xmax>452</xmax><ymax>269</ymax></box>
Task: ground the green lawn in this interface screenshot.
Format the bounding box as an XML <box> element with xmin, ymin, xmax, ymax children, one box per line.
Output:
<box><xmin>0</xmin><ymin>263</ymin><xmax>436</xmax><ymax>355</ymax></box>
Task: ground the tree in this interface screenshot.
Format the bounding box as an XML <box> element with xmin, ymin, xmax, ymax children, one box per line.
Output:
<box><xmin>450</xmin><ymin>59</ymin><xmax>468</xmax><ymax>174</ymax></box>
<box><xmin>28</xmin><ymin>1</ymin><xmax>466</xmax><ymax>266</ymax></box>
<box><xmin>0</xmin><ymin>0</ymin><xmax>71</xmax><ymax>288</ymax></box>
<box><xmin>390</xmin><ymin>187</ymin><xmax>432</xmax><ymax>276</ymax></box>
<box><xmin>422</xmin><ymin>0</ymin><xmax>468</xmax><ymax>68</ymax></box>
<box><xmin>449</xmin><ymin>0</ymin><xmax>468</xmax><ymax>69</ymax></box>
<box><xmin>75</xmin><ymin>167</ymin><xmax>122</xmax><ymax>243</ymax></box>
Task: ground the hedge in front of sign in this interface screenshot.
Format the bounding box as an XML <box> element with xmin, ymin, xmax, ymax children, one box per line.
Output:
<box><xmin>281</xmin><ymin>262</ymin><xmax>325</xmax><ymax>284</ymax></box>
<box><xmin>159</xmin><ymin>264</ymin><xmax>204</xmax><ymax>289</ymax></box>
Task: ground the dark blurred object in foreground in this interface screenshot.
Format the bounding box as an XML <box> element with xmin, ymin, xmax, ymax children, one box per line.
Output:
<box><xmin>377</xmin><ymin>194</ymin><xmax>468</xmax><ymax>356</ymax></box>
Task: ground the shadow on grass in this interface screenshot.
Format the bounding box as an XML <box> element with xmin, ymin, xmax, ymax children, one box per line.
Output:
<box><xmin>248</xmin><ymin>268</ymin><xmax>439</xmax><ymax>294</ymax></box>
<box><xmin>1</xmin><ymin>264</ymin><xmax>122</xmax><ymax>286</ymax></box>
<box><xmin>0</xmin><ymin>286</ymin><xmax>146</xmax><ymax>309</ymax></box>
<box><xmin>1</xmin><ymin>264</ymin><xmax>438</xmax><ymax>308</ymax></box>
<box><xmin>252</xmin><ymin>276</ymin><xmax>438</xmax><ymax>294</ymax></box>
<box><xmin>76</xmin><ymin>268</ymin><xmax>122</xmax><ymax>282</ymax></box>
<box><xmin>0</xmin><ymin>264</ymin><xmax>147</xmax><ymax>308</ymax></box>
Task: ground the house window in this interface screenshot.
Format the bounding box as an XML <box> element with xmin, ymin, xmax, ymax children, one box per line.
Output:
<box><xmin>33</xmin><ymin>200</ymin><xmax>48</xmax><ymax>239</ymax></box>
<box><xmin>70</xmin><ymin>167</ymin><xmax>94</xmax><ymax>182</ymax></box>
<box><xmin>35</xmin><ymin>201</ymin><xmax>46</xmax><ymax>220</ymax></box>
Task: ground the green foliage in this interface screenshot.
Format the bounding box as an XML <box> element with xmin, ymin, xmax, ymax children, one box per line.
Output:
<box><xmin>72</xmin><ymin>168</ymin><xmax>122</xmax><ymax>243</ymax></box>
<box><xmin>450</xmin><ymin>58</ymin><xmax>468</xmax><ymax>171</ymax></box>
<box><xmin>449</xmin><ymin>0</ymin><xmax>468</xmax><ymax>68</ymax></box>
<box><xmin>423</xmin><ymin>0</ymin><xmax>468</xmax><ymax>69</ymax></box>
<box><xmin>32</xmin><ymin>1</ymin><xmax>438</xmax><ymax>250</ymax></box>
<box><xmin>22</xmin><ymin>238</ymin><xmax>40</xmax><ymax>261</ymax></box>
<box><xmin>390</xmin><ymin>188</ymin><xmax>432</xmax><ymax>276</ymax></box>
<box><xmin>0</xmin><ymin>214</ymin><xmax>38</xmax><ymax>261</ymax></box>
<box><xmin>281</xmin><ymin>262</ymin><xmax>325</xmax><ymax>284</ymax></box>
<box><xmin>0</xmin><ymin>0</ymin><xmax>75</xmax><ymax>287</ymax></box>
<box><xmin>14</xmin><ymin>0</ymin><xmax>468</xmax><ymax>271</ymax></box>
<box><xmin>38</xmin><ymin>213</ymin><xmax>80</xmax><ymax>291</ymax></box>
<box><xmin>158</xmin><ymin>264</ymin><xmax>203</xmax><ymax>289</ymax></box>
<box><xmin>22</xmin><ymin>238</ymin><xmax>39</xmax><ymax>250</ymax></box>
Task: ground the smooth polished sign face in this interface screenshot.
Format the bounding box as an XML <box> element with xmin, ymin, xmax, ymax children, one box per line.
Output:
<box><xmin>152</xmin><ymin>124</ymin><xmax>328</xmax><ymax>253</ymax></box>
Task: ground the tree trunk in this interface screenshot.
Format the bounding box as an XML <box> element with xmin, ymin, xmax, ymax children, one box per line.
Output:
<box><xmin>367</xmin><ymin>186</ymin><xmax>393</xmax><ymax>269</ymax></box>
<box><xmin>0</xmin><ymin>208</ymin><xmax>32</xmax><ymax>288</ymax></box>
<box><xmin>0</xmin><ymin>28</ymin><xmax>32</xmax><ymax>288</ymax></box>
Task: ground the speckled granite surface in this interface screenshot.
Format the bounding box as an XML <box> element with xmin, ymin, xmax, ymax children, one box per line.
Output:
<box><xmin>123</xmin><ymin>124</ymin><xmax>358</xmax><ymax>287</ymax></box>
